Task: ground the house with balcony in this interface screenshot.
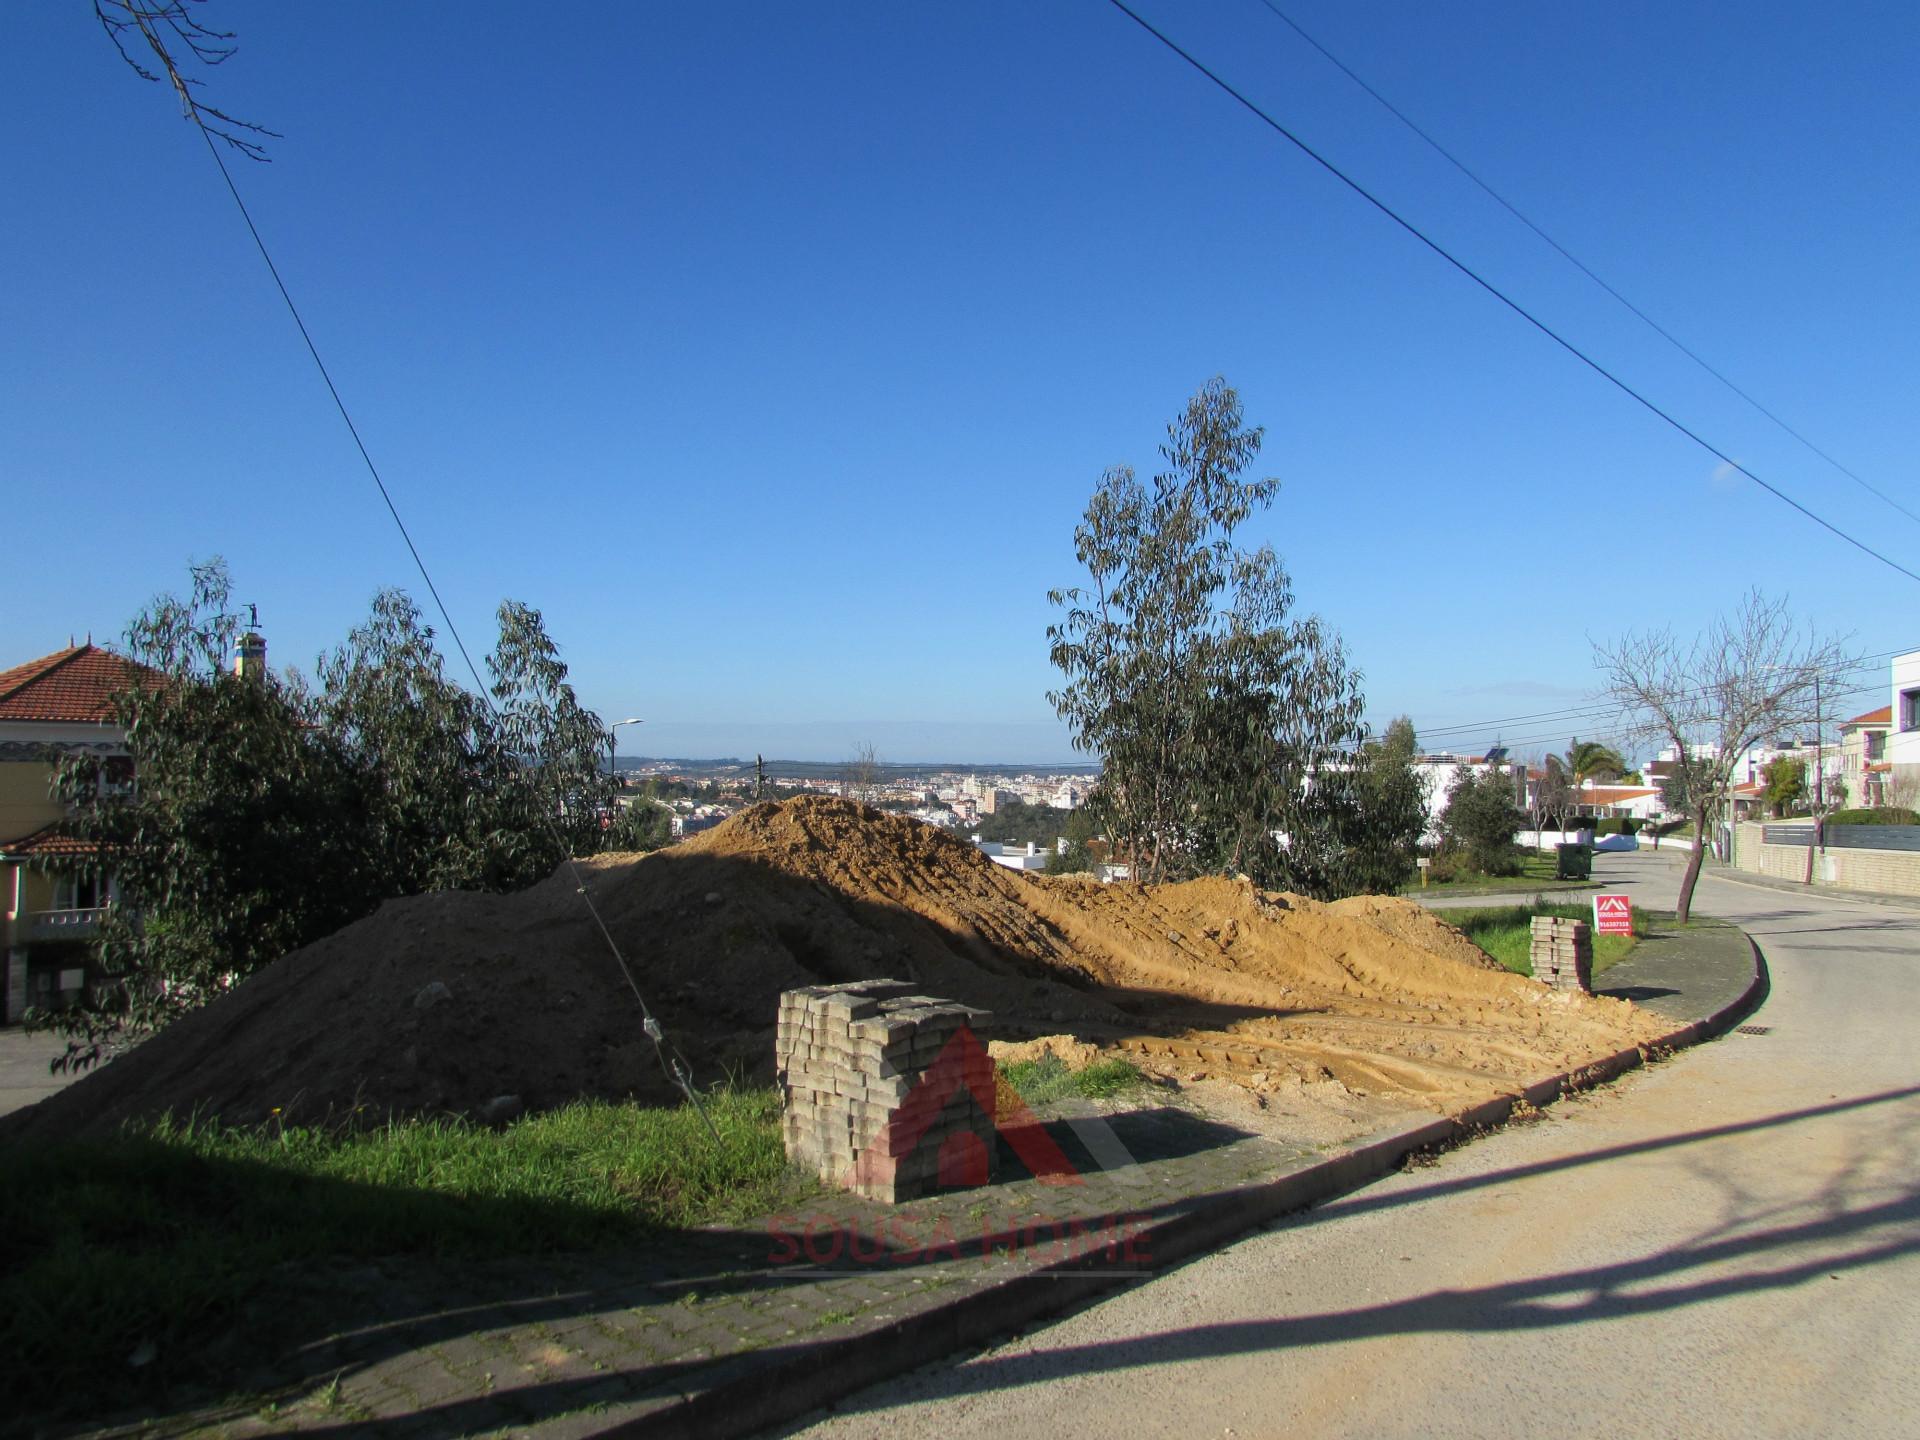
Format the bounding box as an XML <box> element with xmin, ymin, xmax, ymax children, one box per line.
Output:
<box><xmin>1839</xmin><ymin>704</ymin><xmax>1893</xmax><ymax>809</ymax></box>
<box><xmin>1</xmin><ymin>643</ymin><xmax>155</xmax><ymax>1023</ymax></box>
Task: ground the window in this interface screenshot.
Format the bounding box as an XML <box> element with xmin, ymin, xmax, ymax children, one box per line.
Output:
<box><xmin>1867</xmin><ymin>732</ymin><xmax>1886</xmax><ymax>761</ymax></box>
<box><xmin>52</xmin><ymin>873</ymin><xmax>99</xmax><ymax>911</ymax></box>
<box><xmin>100</xmin><ymin>755</ymin><xmax>136</xmax><ymax>800</ymax></box>
<box><xmin>1903</xmin><ymin>690</ymin><xmax>1920</xmax><ymax>733</ymax></box>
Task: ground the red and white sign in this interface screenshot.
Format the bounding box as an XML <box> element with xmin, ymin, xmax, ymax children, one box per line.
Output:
<box><xmin>1593</xmin><ymin>893</ymin><xmax>1633</xmax><ymax>935</ymax></box>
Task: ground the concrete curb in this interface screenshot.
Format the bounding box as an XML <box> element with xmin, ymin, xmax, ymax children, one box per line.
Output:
<box><xmin>1707</xmin><ymin>866</ymin><xmax>1920</xmax><ymax>913</ymax></box>
<box><xmin>611</xmin><ymin>929</ymin><xmax>1769</xmax><ymax>1439</ymax></box>
<box><xmin>1639</xmin><ymin>848</ymin><xmax>1920</xmax><ymax>914</ymax></box>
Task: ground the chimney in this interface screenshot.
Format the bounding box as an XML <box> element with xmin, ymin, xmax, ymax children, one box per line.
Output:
<box><xmin>233</xmin><ymin>603</ymin><xmax>266</xmax><ymax>682</ymax></box>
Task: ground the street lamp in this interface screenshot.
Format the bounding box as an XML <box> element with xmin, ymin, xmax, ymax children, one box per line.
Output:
<box><xmin>609</xmin><ymin>717</ymin><xmax>644</xmax><ymax>784</ymax></box>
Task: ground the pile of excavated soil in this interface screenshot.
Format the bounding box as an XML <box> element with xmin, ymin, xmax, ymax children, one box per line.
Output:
<box><xmin>3</xmin><ymin>797</ymin><xmax>1668</xmax><ymax>1142</ymax></box>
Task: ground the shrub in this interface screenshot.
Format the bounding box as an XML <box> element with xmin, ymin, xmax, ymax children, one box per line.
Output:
<box><xmin>1440</xmin><ymin>769</ymin><xmax>1524</xmax><ymax>876</ymax></box>
<box><xmin>1425</xmin><ymin>845</ymin><xmax>1521</xmax><ymax>883</ymax></box>
<box><xmin>1827</xmin><ymin>807</ymin><xmax>1920</xmax><ymax>826</ymax></box>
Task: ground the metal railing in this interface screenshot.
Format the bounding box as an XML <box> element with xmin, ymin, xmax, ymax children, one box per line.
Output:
<box><xmin>1761</xmin><ymin>823</ymin><xmax>1920</xmax><ymax>853</ymax></box>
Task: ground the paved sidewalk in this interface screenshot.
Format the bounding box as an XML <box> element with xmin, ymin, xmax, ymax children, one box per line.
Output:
<box><xmin>1592</xmin><ymin>917</ymin><xmax>1760</xmax><ymax>1026</ymax></box>
<box><xmin>95</xmin><ymin>924</ymin><xmax>1761</xmax><ymax>1440</ymax></box>
<box><xmin>0</xmin><ymin>1028</ymin><xmax>83</xmax><ymax>1119</ymax></box>
<box><xmin>1684</xmin><ymin>852</ymin><xmax>1920</xmax><ymax>913</ymax></box>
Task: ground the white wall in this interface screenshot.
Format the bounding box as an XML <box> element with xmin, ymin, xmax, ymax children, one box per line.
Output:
<box><xmin>1887</xmin><ymin>651</ymin><xmax>1920</xmax><ymax>777</ymax></box>
<box><xmin>1413</xmin><ymin>756</ymin><xmax>1499</xmax><ymax>845</ymax></box>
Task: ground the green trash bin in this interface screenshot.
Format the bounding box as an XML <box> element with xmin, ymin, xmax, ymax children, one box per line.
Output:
<box><xmin>1555</xmin><ymin>842</ymin><xmax>1591</xmax><ymax>880</ymax></box>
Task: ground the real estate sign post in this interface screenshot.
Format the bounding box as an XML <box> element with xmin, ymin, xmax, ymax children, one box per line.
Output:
<box><xmin>1593</xmin><ymin>893</ymin><xmax>1633</xmax><ymax>936</ymax></box>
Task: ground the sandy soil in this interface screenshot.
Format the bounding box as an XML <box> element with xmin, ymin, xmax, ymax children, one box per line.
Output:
<box><xmin>1</xmin><ymin>797</ymin><xmax>1666</xmax><ymax>1143</ymax></box>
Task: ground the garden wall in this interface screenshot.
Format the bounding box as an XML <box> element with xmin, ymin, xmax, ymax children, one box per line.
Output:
<box><xmin>1732</xmin><ymin>822</ymin><xmax>1920</xmax><ymax>897</ymax></box>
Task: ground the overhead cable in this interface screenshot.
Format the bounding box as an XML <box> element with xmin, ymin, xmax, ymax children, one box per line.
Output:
<box><xmin>126</xmin><ymin>8</ymin><xmax>718</xmax><ymax>1138</ymax></box>
<box><xmin>1252</xmin><ymin>0</ymin><xmax>1920</xmax><ymax>531</ymax></box>
<box><xmin>1408</xmin><ymin>649</ymin><xmax>1902</xmax><ymax>742</ymax></box>
<box><xmin>1104</xmin><ymin>0</ymin><xmax>1920</xmax><ymax>586</ymax></box>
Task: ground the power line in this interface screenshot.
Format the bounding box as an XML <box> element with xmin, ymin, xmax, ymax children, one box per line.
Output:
<box><xmin>1415</xmin><ymin>679</ymin><xmax>1867</xmax><ymax>743</ymax></box>
<box><xmin>1412</xmin><ymin>680</ymin><xmax>1886</xmax><ymax>757</ymax></box>
<box><xmin>1104</xmin><ymin>0</ymin><xmax>1920</xmax><ymax>586</ymax></box>
<box><xmin>155</xmin><ymin>51</ymin><xmax>717</xmax><ymax>1135</ymax></box>
<box><xmin>1399</xmin><ymin>689</ymin><xmax>1884</xmax><ymax>763</ymax></box>
<box><xmin>1417</xmin><ymin>670</ymin><xmax>1891</xmax><ymax>743</ymax></box>
<box><xmin>1469</xmin><ymin>685</ymin><xmax>1884</xmax><ymax>757</ymax></box>
<box><xmin>1251</xmin><ymin>0</ymin><xmax>1920</xmax><ymax>533</ymax></box>
<box><xmin>1391</xmin><ymin>647</ymin><xmax>1903</xmax><ymax>744</ymax></box>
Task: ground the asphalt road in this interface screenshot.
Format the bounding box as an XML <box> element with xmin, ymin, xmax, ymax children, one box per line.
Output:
<box><xmin>782</xmin><ymin>852</ymin><xmax>1920</xmax><ymax>1440</ymax></box>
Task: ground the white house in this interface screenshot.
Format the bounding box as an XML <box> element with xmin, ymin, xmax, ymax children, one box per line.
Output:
<box><xmin>1411</xmin><ymin>753</ymin><xmax>1505</xmax><ymax>844</ymax></box>
<box><xmin>1839</xmin><ymin>705</ymin><xmax>1892</xmax><ymax>809</ymax></box>
<box><xmin>1886</xmin><ymin>650</ymin><xmax>1920</xmax><ymax>794</ymax></box>
<box><xmin>973</xmin><ymin>839</ymin><xmax>1054</xmax><ymax>872</ymax></box>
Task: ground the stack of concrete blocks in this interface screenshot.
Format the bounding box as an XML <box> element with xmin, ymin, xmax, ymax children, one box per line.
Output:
<box><xmin>1529</xmin><ymin>916</ymin><xmax>1592</xmax><ymax>993</ymax></box>
<box><xmin>777</xmin><ymin>980</ymin><xmax>997</xmax><ymax>1203</ymax></box>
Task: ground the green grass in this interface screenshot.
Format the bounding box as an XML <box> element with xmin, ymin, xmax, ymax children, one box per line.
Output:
<box><xmin>999</xmin><ymin>1054</ymin><xmax>1144</xmax><ymax>1106</ymax></box>
<box><xmin>1444</xmin><ymin>902</ymin><xmax>1645</xmax><ymax>978</ymax></box>
<box><xmin>0</xmin><ymin>1090</ymin><xmax>810</xmax><ymax>1420</ymax></box>
<box><xmin>1405</xmin><ymin>852</ymin><xmax>1599</xmax><ymax>896</ymax></box>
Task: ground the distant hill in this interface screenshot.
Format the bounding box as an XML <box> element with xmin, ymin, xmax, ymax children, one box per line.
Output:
<box><xmin>616</xmin><ymin>756</ymin><xmax>1099</xmax><ymax>780</ymax></box>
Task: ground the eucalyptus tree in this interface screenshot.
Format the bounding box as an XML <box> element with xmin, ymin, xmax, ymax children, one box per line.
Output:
<box><xmin>487</xmin><ymin>600</ymin><xmax>618</xmax><ymax>875</ymax></box>
<box><xmin>47</xmin><ymin>561</ymin><xmax>377</xmax><ymax>1062</ymax></box>
<box><xmin>1048</xmin><ymin>379</ymin><xmax>1420</xmax><ymax>897</ymax></box>
<box><xmin>41</xmin><ymin>565</ymin><xmax>620</xmax><ymax>1064</ymax></box>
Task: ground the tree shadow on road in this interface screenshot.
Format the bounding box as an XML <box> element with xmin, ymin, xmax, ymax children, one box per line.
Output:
<box><xmin>246</xmin><ymin>1084</ymin><xmax>1920</xmax><ymax>1438</ymax></box>
<box><xmin>797</xmin><ymin>1082</ymin><xmax>1920</xmax><ymax>1421</ymax></box>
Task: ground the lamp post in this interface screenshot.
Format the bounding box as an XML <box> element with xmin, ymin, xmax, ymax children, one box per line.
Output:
<box><xmin>609</xmin><ymin>717</ymin><xmax>644</xmax><ymax>786</ymax></box>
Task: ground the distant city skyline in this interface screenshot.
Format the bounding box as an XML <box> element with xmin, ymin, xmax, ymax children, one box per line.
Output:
<box><xmin>609</xmin><ymin>720</ymin><xmax>1087</xmax><ymax>769</ymax></box>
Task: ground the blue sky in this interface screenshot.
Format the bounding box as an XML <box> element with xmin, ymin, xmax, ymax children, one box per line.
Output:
<box><xmin>6</xmin><ymin>2</ymin><xmax>1916</xmax><ymax>763</ymax></box>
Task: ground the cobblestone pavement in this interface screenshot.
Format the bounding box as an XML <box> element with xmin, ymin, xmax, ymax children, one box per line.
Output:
<box><xmin>88</xmin><ymin>915</ymin><xmax>1756</xmax><ymax>1440</ymax></box>
<box><xmin>132</xmin><ymin>1102</ymin><xmax>1325</xmax><ymax>1439</ymax></box>
<box><xmin>0</xmin><ymin>1027</ymin><xmax>81</xmax><ymax>1118</ymax></box>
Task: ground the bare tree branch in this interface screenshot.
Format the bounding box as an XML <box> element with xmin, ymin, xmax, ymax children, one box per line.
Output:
<box><xmin>94</xmin><ymin>0</ymin><xmax>281</xmax><ymax>160</ymax></box>
<box><xmin>1594</xmin><ymin>590</ymin><xmax>1849</xmax><ymax>920</ymax></box>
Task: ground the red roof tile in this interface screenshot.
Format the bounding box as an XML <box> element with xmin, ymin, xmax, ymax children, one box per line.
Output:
<box><xmin>0</xmin><ymin>824</ymin><xmax>99</xmax><ymax>859</ymax></box>
<box><xmin>1842</xmin><ymin>705</ymin><xmax>1892</xmax><ymax>729</ymax></box>
<box><xmin>0</xmin><ymin>645</ymin><xmax>159</xmax><ymax>724</ymax></box>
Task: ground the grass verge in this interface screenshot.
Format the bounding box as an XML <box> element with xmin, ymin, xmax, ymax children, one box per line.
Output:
<box><xmin>1405</xmin><ymin>852</ymin><xmax>1599</xmax><ymax>897</ymax></box>
<box><xmin>1444</xmin><ymin>901</ymin><xmax>1647</xmax><ymax>978</ymax></box>
<box><xmin>0</xmin><ymin>1090</ymin><xmax>810</xmax><ymax>1420</ymax></box>
<box><xmin>999</xmin><ymin>1054</ymin><xmax>1144</xmax><ymax>1107</ymax></box>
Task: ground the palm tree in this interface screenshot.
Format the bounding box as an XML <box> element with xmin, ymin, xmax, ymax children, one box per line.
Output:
<box><xmin>1561</xmin><ymin>738</ymin><xmax>1627</xmax><ymax>822</ymax></box>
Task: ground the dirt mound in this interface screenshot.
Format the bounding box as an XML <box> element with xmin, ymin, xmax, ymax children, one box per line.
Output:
<box><xmin>4</xmin><ymin>797</ymin><xmax>1667</xmax><ymax>1142</ymax></box>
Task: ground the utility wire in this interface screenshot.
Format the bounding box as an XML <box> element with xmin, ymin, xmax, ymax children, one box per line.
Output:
<box><xmin>1392</xmin><ymin>648</ymin><xmax>1900</xmax><ymax>744</ymax></box>
<box><xmin>1252</xmin><ymin>0</ymin><xmax>1920</xmax><ymax>532</ymax></box>
<box><xmin>1410</xmin><ymin>647</ymin><xmax>1900</xmax><ymax>734</ymax></box>
<box><xmin>1105</xmin><ymin>0</ymin><xmax>1920</xmax><ymax>586</ymax></box>
<box><xmin>1392</xmin><ymin>681</ymin><xmax>1884</xmax><ymax>764</ymax></box>
<box><xmin>1410</xmin><ymin>680</ymin><xmax>1885</xmax><ymax>757</ymax></box>
<box><xmin>1412</xmin><ymin>667</ymin><xmax>1892</xmax><ymax>743</ymax></box>
<box><xmin>1466</xmin><ymin>680</ymin><xmax>1883</xmax><ymax>755</ymax></box>
<box><xmin>157</xmin><ymin>43</ymin><xmax>718</xmax><ymax>1139</ymax></box>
